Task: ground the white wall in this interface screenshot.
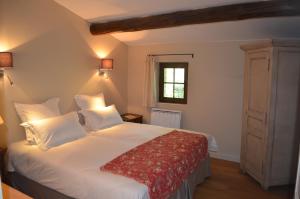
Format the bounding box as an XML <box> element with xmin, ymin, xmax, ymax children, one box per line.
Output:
<box><xmin>127</xmin><ymin>42</ymin><xmax>245</xmax><ymax>162</ymax></box>
<box><xmin>0</xmin><ymin>0</ymin><xmax>128</xmax><ymax>147</ymax></box>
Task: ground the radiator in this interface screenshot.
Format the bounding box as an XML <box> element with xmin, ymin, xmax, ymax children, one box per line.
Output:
<box><xmin>150</xmin><ymin>108</ymin><xmax>182</xmax><ymax>128</ymax></box>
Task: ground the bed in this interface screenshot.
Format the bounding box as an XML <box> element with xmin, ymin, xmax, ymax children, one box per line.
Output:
<box><xmin>7</xmin><ymin>122</ymin><xmax>217</xmax><ymax>199</ymax></box>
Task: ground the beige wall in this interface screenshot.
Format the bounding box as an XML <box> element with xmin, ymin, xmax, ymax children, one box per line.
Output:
<box><xmin>0</xmin><ymin>0</ymin><xmax>128</xmax><ymax>147</ymax></box>
<box><xmin>0</xmin><ymin>0</ymin><xmax>243</xmax><ymax>161</ymax></box>
<box><xmin>128</xmin><ymin>42</ymin><xmax>245</xmax><ymax>162</ymax></box>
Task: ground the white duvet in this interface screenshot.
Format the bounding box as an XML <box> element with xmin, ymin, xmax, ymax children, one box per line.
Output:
<box><xmin>8</xmin><ymin>122</ymin><xmax>218</xmax><ymax>199</ymax></box>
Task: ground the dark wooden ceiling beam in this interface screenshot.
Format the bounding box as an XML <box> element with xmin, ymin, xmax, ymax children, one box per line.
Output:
<box><xmin>90</xmin><ymin>1</ymin><xmax>300</xmax><ymax>35</ymax></box>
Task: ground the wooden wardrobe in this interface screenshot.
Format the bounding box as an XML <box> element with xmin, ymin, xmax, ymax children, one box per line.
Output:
<box><xmin>240</xmin><ymin>39</ymin><xmax>300</xmax><ymax>189</ymax></box>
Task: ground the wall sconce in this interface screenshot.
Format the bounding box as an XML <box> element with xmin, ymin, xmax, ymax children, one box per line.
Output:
<box><xmin>0</xmin><ymin>115</ymin><xmax>3</xmax><ymax>126</ymax></box>
<box><xmin>99</xmin><ymin>58</ymin><xmax>113</xmax><ymax>79</ymax></box>
<box><xmin>0</xmin><ymin>52</ymin><xmax>14</xmax><ymax>85</ymax></box>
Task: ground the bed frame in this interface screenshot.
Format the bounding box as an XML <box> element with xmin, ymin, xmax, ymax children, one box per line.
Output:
<box><xmin>7</xmin><ymin>156</ymin><xmax>211</xmax><ymax>199</ymax></box>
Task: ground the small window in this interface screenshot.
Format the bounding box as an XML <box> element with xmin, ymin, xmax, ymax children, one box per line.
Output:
<box><xmin>159</xmin><ymin>62</ymin><xmax>188</xmax><ymax>104</ymax></box>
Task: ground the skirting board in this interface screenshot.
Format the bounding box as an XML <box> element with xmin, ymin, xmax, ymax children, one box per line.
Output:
<box><xmin>209</xmin><ymin>152</ymin><xmax>240</xmax><ymax>163</ymax></box>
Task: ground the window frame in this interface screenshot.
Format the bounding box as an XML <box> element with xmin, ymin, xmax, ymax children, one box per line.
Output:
<box><xmin>159</xmin><ymin>62</ymin><xmax>188</xmax><ymax>104</ymax></box>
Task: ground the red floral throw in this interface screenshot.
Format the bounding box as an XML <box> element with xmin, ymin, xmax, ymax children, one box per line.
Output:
<box><xmin>100</xmin><ymin>130</ymin><xmax>208</xmax><ymax>199</ymax></box>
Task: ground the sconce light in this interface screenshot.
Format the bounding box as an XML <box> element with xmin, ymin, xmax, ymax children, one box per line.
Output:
<box><xmin>0</xmin><ymin>52</ymin><xmax>14</xmax><ymax>85</ymax></box>
<box><xmin>0</xmin><ymin>115</ymin><xmax>3</xmax><ymax>126</ymax></box>
<box><xmin>99</xmin><ymin>59</ymin><xmax>113</xmax><ymax>79</ymax></box>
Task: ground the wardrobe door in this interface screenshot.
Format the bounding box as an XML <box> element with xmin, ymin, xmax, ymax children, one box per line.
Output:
<box><xmin>244</xmin><ymin>51</ymin><xmax>271</xmax><ymax>181</ymax></box>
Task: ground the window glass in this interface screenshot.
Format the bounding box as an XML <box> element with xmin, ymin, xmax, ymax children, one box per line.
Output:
<box><xmin>175</xmin><ymin>68</ymin><xmax>185</xmax><ymax>83</ymax></box>
<box><xmin>174</xmin><ymin>84</ymin><xmax>184</xmax><ymax>99</ymax></box>
<box><xmin>164</xmin><ymin>68</ymin><xmax>174</xmax><ymax>82</ymax></box>
<box><xmin>164</xmin><ymin>83</ymin><xmax>174</xmax><ymax>98</ymax></box>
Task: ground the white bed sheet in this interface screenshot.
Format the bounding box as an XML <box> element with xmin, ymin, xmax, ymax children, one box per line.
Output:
<box><xmin>8</xmin><ymin>122</ymin><xmax>218</xmax><ymax>199</ymax></box>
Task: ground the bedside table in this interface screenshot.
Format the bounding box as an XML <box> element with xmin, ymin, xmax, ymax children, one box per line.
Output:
<box><xmin>121</xmin><ymin>113</ymin><xmax>143</xmax><ymax>123</ymax></box>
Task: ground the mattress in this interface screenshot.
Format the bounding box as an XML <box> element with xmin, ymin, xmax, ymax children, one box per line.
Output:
<box><xmin>8</xmin><ymin>122</ymin><xmax>218</xmax><ymax>199</ymax></box>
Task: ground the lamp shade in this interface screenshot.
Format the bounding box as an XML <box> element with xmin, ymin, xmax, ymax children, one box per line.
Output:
<box><xmin>0</xmin><ymin>115</ymin><xmax>3</xmax><ymax>125</ymax></box>
<box><xmin>0</xmin><ymin>52</ymin><xmax>13</xmax><ymax>68</ymax></box>
<box><xmin>100</xmin><ymin>59</ymin><xmax>113</xmax><ymax>70</ymax></box>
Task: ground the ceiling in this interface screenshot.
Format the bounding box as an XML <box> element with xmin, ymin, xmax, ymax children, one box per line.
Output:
<box><xmin>54</xmin><ymin>0</ymin><xmax>300</xmax><ymax>45</ymax></box>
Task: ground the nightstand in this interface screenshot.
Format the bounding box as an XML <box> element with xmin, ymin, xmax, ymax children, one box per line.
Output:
<box><xmin>121</xmin><ymin>113</ymin><xmax>143</xmax><ymax>123</ymax></box>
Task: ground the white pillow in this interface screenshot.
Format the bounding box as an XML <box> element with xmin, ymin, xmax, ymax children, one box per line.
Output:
<box><xmin>80</xmin><ymin>105</ymin><xmax>123</xmax><ymax>131</ymax></box>
<box><xmin>15</xmin><ymin>98</ymin><xmax>60</xmax><ymax>144</ymax></box>
<box><xmin>74</xmin><ymin>93</ymin><xmax>106</xmax><ymax>110</ymax></box>
<box><xmin>24</xmin><ymin>127</ymin><xmax>41</xmax><ymax>144</ymax></box>
<box><xmin>27</xmin><ymin>112</ymin><xmax>86</xmax><ymax>150</ymax></box>
<box><xmin>19</xmin><ymin>122</ymin><xmax>41</xmax><ymax>144</ymax></box>
<box><xmin>15</xmin><ymin>98</ymin><xmax>60</xmax><ymax>122</ymax></box>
